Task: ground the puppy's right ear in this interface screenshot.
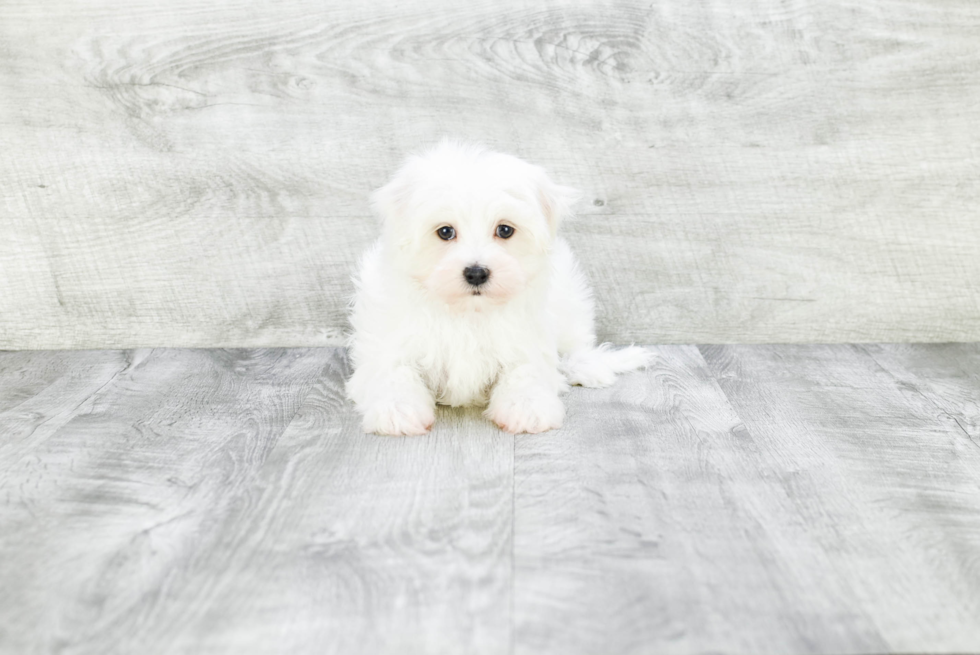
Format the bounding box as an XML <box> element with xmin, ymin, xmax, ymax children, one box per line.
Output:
<box><xmin>372</xmin><ymin>154</ymin><xmax>424</xmax><ymax>240</ymax></box>
<box><xmin>370</xmin><ymin>177</ymin><xmax>404</xmax><ymax>228</ymax></box>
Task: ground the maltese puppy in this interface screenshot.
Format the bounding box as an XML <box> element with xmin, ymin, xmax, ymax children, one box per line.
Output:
<box><xmin>347</xmin><ymin>140</ymin><xmax>651</xmax><ymax>435</ymax></box>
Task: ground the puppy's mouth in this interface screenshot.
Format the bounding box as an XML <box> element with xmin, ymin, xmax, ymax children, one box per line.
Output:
<box><xmin>471</xmin><ymin>290</ymin><xmax>482</xmax><ymax>296</ymax></box>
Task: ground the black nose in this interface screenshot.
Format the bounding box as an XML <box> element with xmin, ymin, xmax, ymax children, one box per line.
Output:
<box><xmin>463</xmin><ymin>265</ymin><xmax>490</xmax><ymax>287</ymax></box>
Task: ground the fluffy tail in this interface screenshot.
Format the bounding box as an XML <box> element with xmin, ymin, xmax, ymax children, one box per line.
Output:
<box><xmin>560</xmin><ymin>344</ymin><xmax>653</xmax><ymax>388</ymax></box>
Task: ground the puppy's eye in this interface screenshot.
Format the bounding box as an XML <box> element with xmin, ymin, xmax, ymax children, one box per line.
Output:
<box><xmin>495</xmin><ymin>224</ymin><xmax>515</xmax><ymax>239</ymax></box>
<box><xmin>437</xmin><ymin>226</ymin><xmax>456</xmax><ymax>241</ymax></box>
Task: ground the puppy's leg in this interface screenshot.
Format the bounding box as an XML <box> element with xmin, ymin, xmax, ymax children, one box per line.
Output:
<box><xmin>485</xmin><ymin>363</ymin><xmax>566</xmax><ymax>434</ymax></box>
<box><xmin>347</xmin><ymin>364</ymin><xmax>435</xmax><ymax>436</ymax></box>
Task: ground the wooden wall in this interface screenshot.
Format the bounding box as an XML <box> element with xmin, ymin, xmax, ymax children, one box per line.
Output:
<box><xmin>1</xmin><ymin>0</ymin><xmax>978</xmax><ymax>348</ymax></box>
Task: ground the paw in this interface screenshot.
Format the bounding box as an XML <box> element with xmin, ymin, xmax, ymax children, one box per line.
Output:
<box><xmin>487</xmin><ymin>392</ymin><xmax>564</xmax><ymax>434</ymax></box>
<box><xmin>362</xmin><ymin>398</ymin><xmax>435</xmax><ymax>436</ymax></box>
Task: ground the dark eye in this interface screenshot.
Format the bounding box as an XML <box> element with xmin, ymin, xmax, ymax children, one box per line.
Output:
<box><xmin>495</xmin><ymin>224</ymin><xmax>515</xmax><ymax>239</ymax></box>
<box><xmin>437</xmin><ymin>226</ymin><xmax>456</xmax><ymax>241</ymax></box>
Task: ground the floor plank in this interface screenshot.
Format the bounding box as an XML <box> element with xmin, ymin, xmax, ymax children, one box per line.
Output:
<box><xmin>699</xmin><ymin>344</ymin><xmax>980</xmax><ymax>654</ymax></box>
<box><xmin>3</xmin><ymin>345</ymin><xmax>980</xmax><ymax>654</ymax></box>
<box><xmin>514</xmin><ymin>345</ymin><xmax>892</xmax><ymax>655</ymax></box>
<box><xmin>0</xmin><ymin>348</ymin><xmax>329</xmax><ymax>655</ymax></box>
<box><xmin>0</xmin><ymin>349</ymin><xmax>133</xmax><ymax>469</ymax></box>
<box><xmin>861</xmin><ymin>343</ymin><xmax>980</xmax><ymax>451</ymax></box>
<box><xmin>135</xmin><ymin>353</ymin><xmax>515</xmax><ymax>655</ymax></box>
<box><xmin>0</xmin><ymin>349</ymin><xmax>515</xmax><ymax>655</ymax></box>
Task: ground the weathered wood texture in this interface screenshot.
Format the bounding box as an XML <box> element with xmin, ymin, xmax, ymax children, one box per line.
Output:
<box><xmin>698</xmin><ymin>343</ymin><xmax>980</xmax><ymax>654</ymax></box>
<box><xmin>2</xmin><ymin>345</ymin><xmax>980</xmax><ymax>654</ymax></box>
<box><xmin>1</xmin><ymin>0</ymin><xmax>978</xmax><ymax>348</ymax></box>
<box><xmin>0</xmin><ymin>348</ymin><xmax>513</xmax><ymax>655</ymax></box>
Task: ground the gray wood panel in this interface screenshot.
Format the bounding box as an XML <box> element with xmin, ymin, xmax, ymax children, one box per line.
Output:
<box><xmin>146</xmin><ymin>359</ymin><xmax>514</xmax><ymax>655</ymax></box>
<box><xmin>699</xmin><ymin>343</ymin><xmax>980</xmax><ymax>654</ymax></box>
<box><xmin>861</xmin><ymin>343</ymin><xmax>980</xmax><ymax>450</ymax></box>
<box><xmin>0</xmin><ymin>350</ymin><xmax>132</xmax><ymax>467</ymax></box>
<box><xmin>514</xmin><ymin>345</ymin><xmax>841</xmax><ymax>655</ymax></box>
<box><xmin>0</xmin><ymin>348</ymin><xmax>329</xmax><ymax>654</ymax></box>
<box><xmin>0</xmin><ymin>348</ymin><xmax>514</xmax><ymax>655</ymax></box>
<box><xmin>2</xmin><ymin>0</ymin><xmax>979</xmax><ymax>348</ymax></box>
<box><xmin>4</xmin><ymin>345</ymin><xmax>980</xmax><ymax>653</ymax></box>
<box><xmin>516</xmin><ymin>345</ymin><xmax>918</xmax><ymax>655</ymax></box>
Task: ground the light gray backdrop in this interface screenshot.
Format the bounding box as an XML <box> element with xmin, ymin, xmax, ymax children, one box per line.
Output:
<box><xmin>2</xmin><ymin>0</ymin><xmax>978</xmax><ymax>349</ymax></box>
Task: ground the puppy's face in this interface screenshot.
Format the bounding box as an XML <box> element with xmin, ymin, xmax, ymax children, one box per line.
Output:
<box><xmin>373</xmin><ymin>142</ymin><xmax>578</xmax><ymax>310</ymax></box>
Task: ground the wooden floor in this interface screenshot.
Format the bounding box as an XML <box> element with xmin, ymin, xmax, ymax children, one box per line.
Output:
<box><xmin>2</xmin><ymin>344</ymin><xmax>979</xmax><ymax>654</ymax></box>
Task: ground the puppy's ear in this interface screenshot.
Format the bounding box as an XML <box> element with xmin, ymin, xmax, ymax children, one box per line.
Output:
<box><xmin>535</xmin><ymin>169</ymin><xmax>581</xmax><ymax>237</ymax></box>
<box><xmin>370</xmin><ymin>177</ymin><xmax>405</xmax><ymax>228</ymax></box>
<box><xmin>372</xmin><ymin>153</ymin><xmax>428</xmax><ymax>244</ymax></box>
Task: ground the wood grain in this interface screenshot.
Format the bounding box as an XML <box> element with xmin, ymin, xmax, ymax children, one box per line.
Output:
<box><xmin>127</xmin><ymin>356</ymin><xmax>515</xmax><ymax>655</ymax></box>
<box><xmin>1</xmin><ymin>0</ymin><xmax>978</xmax><ymax>347</ymax></box>
<box><xmin>514</xmin><ymin>345</ymin><xmax>896</xmax><ymax>655</ymax></box>
<box><xmin>3</xmin><ymin>345</ymin><xmax>980</xmax><ymax>653</ymax></box>
<box><xmin>0</xmin><ymin>349</ymin><xmax>132</xmax><ymax>469</ymax></box>
<box><xmin>0</xmin><ymin>349</ymin><xmax>514</xmax><ymax>655</ymax></box>
<box><xmin>0</xmin><ymin>348</ymin><xmax>329</xmax><ymax>654</ymax></box>
<box><xmin>699</xmin><ymin>343</ymin><xmax>980</xmax><ymax>653</ymax></box>
<box><xmin>861</xmin><ymin>343</ymin><xmax>980</xmax><ymax>451</ymax></box>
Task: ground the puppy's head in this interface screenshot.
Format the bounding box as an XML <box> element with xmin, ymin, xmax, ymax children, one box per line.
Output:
<box><xmin>372</xmin><ymin>140</ymin><xmax>579</xmax><ymax>309</ymax></box>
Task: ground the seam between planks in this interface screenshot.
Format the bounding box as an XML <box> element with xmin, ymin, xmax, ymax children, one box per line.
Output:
<box><xmin>509</xmin><ymin>429</ymin><xmax>516</xmax><ymax>655</ymax></box>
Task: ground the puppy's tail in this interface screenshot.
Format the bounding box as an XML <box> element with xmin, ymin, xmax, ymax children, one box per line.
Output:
<box><xmin>560</xmin><ymin>343</ymin><xmax>653</xmax><ymax>389</ymax></box>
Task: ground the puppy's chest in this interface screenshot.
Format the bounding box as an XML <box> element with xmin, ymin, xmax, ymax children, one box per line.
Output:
<box><xmin>424</xmin><ymin>359</ymin><xmax>494</xmax><ymax>407</ymax></box>
<box><xmin>416</xmin><ymin>322</ymin><xmax>509</xmax><ymax>407</ymax></box>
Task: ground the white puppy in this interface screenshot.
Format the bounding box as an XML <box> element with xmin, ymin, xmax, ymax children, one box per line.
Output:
<box><xmin>347</xmin><ymin>140</ymin><xmax>650</xmax><ymax>435</ymax></box>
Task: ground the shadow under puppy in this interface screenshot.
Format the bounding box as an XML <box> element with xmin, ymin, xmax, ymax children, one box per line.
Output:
<box><xmin>347</xmin><ymin>140</ymin><xmax>650</xmax><ymax>435</ymax></box>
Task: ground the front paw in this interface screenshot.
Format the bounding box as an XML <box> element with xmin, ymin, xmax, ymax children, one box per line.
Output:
<box><xmin>487</xmin><ymin>392</ymin><xmax>564</xmax><ymax>434</ymax></box>
<box><xmin>362</xmin><ymin>398</ymin><xmax>435</xmax><ymax>436</ymax></box>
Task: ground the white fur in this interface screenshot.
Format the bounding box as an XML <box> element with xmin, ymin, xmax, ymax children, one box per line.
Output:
<box><xmin>347</xmin><ymin>140</ymin><xmax>651</xmax><ymax>435</ymax></box>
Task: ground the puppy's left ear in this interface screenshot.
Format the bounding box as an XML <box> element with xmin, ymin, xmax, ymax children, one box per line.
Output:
<box><xmin>535</xmin><ymin>169</ymin><xmax>582</xmax><ymax>237</ymax></box>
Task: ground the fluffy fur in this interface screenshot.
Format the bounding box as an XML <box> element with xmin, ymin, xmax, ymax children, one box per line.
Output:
<box><xmin>347</xmin><ymin>140</ymin><xmax>651</xmax><ymax>435</ymax></box>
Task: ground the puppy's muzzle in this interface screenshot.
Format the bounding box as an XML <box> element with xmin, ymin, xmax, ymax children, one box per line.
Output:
<box><xmin>463</xmin><ymin>265</ymin><xmax>490</xmax><ymax>287</ymax></box>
